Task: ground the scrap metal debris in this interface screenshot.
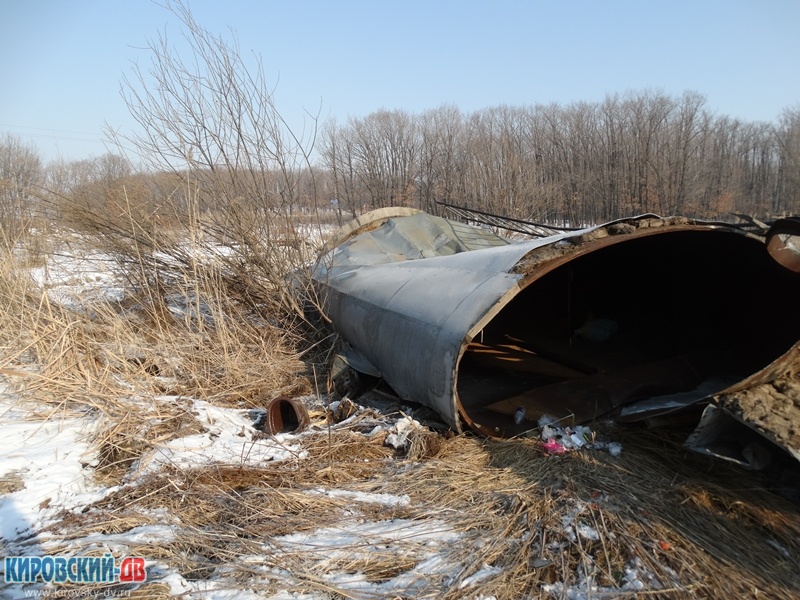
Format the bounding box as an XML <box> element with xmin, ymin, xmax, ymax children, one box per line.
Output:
<box><xmin>312</xmin><ymin>207</ymin><xmax>800</xmax><ymax>467</ymax></box>
<box><xmin>257</xmin><ymin>396</ymin><xmax>310</xmax><ymax>434</ymax></box>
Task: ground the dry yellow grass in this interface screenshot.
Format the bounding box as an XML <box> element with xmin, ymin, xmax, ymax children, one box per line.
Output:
<box><xmin>1</xmin><ymin>225</ymin><xmax>312</xmax><ymax>497</ymax></box>
<box><xmin>3</xmin><ymin>204</ymin><xmax>799</xmax><ymax>598</ymax></box>
<box><xmin>32</xmin><ymin>420</ymin><xmax>800</xmax><ymax>599</ymax></box>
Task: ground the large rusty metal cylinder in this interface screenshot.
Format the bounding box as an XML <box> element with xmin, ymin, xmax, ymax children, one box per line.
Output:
<box><xmin>312</xmin><ymin>209</ymin><xmax>800</xmax><ymax>461</ymax></box>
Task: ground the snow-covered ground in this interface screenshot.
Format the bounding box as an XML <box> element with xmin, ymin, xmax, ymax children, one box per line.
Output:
<box><xmin>0</xmin><ymin>384</ymin><xmax>103</xmax><ymax>544</ymax></box>
<box><xmin>1</xmin><ymin>383</ymin><xmax>643</xmax><ymax>599</ymax></box>
<box><xmin>0</xmin><ymin>383</ymin><xmax>482</xmax><ymax>598</ymax></box>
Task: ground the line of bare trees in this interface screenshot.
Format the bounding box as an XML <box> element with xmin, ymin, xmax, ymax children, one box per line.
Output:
<box><xmin>320</xmin><ymin>91</ymin><xmax>800</xmax><ymax>225</ymax></box>
<box><xmin>3</xmin><ymin>92</ymin><xmax>799</xmax><ymax>235</ymax></box>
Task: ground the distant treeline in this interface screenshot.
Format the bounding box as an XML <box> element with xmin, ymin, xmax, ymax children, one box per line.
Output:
<box><xmin>320</xmin><ymin>91</ymin><xmax>800</xmax><ymax>225</ymax></box>
<box><xmin>2</xmin><ymin>91</ymin><xmax>799</xmax><ymax>236</ymax></box>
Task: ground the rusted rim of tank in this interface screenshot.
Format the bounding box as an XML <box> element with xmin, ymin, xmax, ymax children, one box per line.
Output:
<box><xmin>264</xmin><ymin>396</ymin><xmax>310</xmax><ymax>434</ymax></box>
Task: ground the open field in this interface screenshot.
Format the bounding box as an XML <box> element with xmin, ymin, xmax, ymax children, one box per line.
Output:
<box><xmin>1</xmin><ymin>222</ymin><xmax>799</xmax><ymax>600</ymax></box>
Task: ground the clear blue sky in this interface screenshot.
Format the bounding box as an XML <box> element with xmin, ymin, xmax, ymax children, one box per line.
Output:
<box><xmin>1</xmin><ymin>0</ymin><xmax>799</xmax><ymax>163</ymax></box>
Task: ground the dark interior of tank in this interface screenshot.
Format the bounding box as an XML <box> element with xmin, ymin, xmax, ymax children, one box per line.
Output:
<box><xmin>456</xmin><ymin>229</ymin><xmax>800</xmax><ymax>437</ymax></box>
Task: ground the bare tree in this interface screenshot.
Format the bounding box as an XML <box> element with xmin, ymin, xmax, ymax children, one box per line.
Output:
<box><xmin>350</xmin><ymin>110</ymin><xmax>419</xmax><ymax>210</ymax></box>
<box><xmin>417</xmin><ymin>105</ymin><xmax>464</xmax><ymax>213</ymax></box>
<box><xmin>0</xmin><ymin>133</ymin><xmax>42</xmax><ymax>241</ymax></box>
<box><xmin>109</xmin><ymin>0</ymin><xmax>319</xmax><ymax>231</ymax></box>
<box><xmin>320</xmin><ymin>119</ymin><xmax>359</xmax><ymax>220</ymax></box>
<box><xmin>776</xmin><ymin>106</ymin><xmax>800</xmax><ymax>214</ymax></box>
<box><xmin>101</xmin><ymin>0</ymin><xmax>325</xmax><ymax>324</ymax></box>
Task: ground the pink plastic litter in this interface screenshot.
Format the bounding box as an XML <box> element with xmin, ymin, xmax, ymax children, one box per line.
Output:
<box><xmin>542</xmin><ymin>440</ymin><xmax>567</xmax><ymax>455</ymax></box>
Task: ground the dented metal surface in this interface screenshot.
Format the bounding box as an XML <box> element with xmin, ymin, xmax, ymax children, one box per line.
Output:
<box><xmin>312</xmin><ymin>208</ymin><xmax>800</xmax><ymax>465</ymax></box>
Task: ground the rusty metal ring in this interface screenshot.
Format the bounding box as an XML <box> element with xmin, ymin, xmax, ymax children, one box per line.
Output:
<box><xmin>263</xmin><ymin>396</ymin><xmax>310</xmax><ymax>434</ymax></box>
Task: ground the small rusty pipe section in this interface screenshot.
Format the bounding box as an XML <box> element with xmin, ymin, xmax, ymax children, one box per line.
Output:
<box><xmin>262</xmin><ymin>396</ymin><xmax>310</xmax><ymax>435</ymax></box>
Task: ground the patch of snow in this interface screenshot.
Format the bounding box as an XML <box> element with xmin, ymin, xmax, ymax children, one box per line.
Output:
<box><xmin>137</xmin><ymin>398</ymin><xmax>307</xmax><ymax>474</ymax></box>
<box><xmin>269</xmin><ymin>519</ymin><xmax>469</xmax><ymax>595</ymax></box>
<box><xmin>384</xmin><ymin>415</ymin><xmax>423</xmax><ymax>449</ymax></box>
<box><xmin>0</xmin><ymin>389</ymin><xmax>106</xmax><ymax>544</ymax></box>
<box><xmin>264</xmin><ymin>593</ymin><xmax>324</xmax><ymax>600</ymax></box>
<box><xmin>30</xmin><ymin>247</ymin><xmax>125</xmax><ymax>307</ymax></box>
<box><xmin>560</xmin><ymin>501</ymin><xmax>600</xmax><ymax>543</ymax></box>
<box><xmin>307</xmin><ymin>488</ymin><xmax>411</xmax><ymax>507</ymax></box>
<box><xmin>542</xmin><ymin>557</ymin><xmax>670</xmax><ymax>599</ymax></box>
<box><xmin>459</xmin><ymin>564</ymin><xmax>503</xmax><ymax>588</ymax></box>
<box><xmin>64</xmin><ymin>523</ymin><xmax>178</xmax><ymax>550</ymax></box>
<box><xmin>275</xmin><ymin>518</ymin><xmax>459</xmax><ymax>554</ymax></box>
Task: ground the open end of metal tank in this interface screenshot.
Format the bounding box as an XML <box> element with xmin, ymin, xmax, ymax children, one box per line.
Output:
<box><xmin>456</xmin><ymin>227</ymin><xmax>800</xmax><ymax>438</ymax></box>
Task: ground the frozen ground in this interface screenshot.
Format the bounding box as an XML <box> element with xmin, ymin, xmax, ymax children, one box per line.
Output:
<box><xmin>0</xmin><ymin>382</ymin><xmax>645</xmax><ymax>600</ymax></box>
<box><xmin>2</xmin><ymin>236</ymin><xmax>798</xmax><ymax>599</ymax></box>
